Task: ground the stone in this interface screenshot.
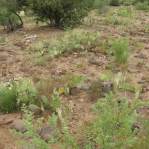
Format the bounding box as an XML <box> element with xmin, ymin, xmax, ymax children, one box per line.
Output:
<box><xmin>102</xmin><ymin>81</ymin><xmax>113</xmax><ymax>94</ymax></box>
<box><xmin>77</xmin><ymin>83</ymin><xmax>91</xmax><ymax>91</ymax></box>
<box><xmin>38</xmin><ymin>126</ymin><xmax>54</xmax><ymax>142</ymax></box>
<box><xmin>28</xmin><ymin>104</ymin><xmax>42</xmax><ymax>115</ymax></box>
<box><xmin>89</xmin><ymin>80</ymin><xmax>113</xmax><ymax>101</ymax></box>
<box><xmin>10</xmin><ymin>119</ymin><xmax>27</xmax><ymax>133</ymax></box>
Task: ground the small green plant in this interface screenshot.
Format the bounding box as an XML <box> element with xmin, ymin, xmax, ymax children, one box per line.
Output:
<box><xmin>110</xmin><ymin>38</ymin><xmax>130</xmax><ymax>65</ymax></box>
<box><xmin>16</xmin><ymin>79</ymin><xmax>38</xmax><ymax>107</ymax></box>
<box><xmin>66</xmin><ymin>74</ymin><xmax>86</xmax><ymax>88</ymax></box>
<box><xmin>85</xmin><ymin>86</ymin><xmax>149</xmax><ymax>149</ymax></box>
<box><xmin>50</xmin><ymin>90</ymin><xmax>61</xmax><ymax>112</ymax></box>
<box><xmin>116</xmin><ymin>7</ymin><xmax>134</xmax><ymax>17</ymax></box>
<box><xmin>19</xmin><ymin>106</ymin><xmax>50</xmax><ymax>149</ymax></box>
<box><xmin>0</xmin><ymin>82</ymin><xmax>17</xmax><ymax>113</ymax></box>
<box><xmin>0</xmin><ymin>36</ymin><xmax>6</xmax><ymax>44</ymax></box>
<box><xmin>29</xmin><ymin>30</ymin><xmax>99</xmax><ymax>61</ymax></box>
<box><xmin>86</xmin><ymin>92</ymin><xmax>138</xmax><ymax>149</ymax></box>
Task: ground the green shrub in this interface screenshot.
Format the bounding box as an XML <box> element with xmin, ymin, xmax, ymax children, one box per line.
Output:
<box><xmin>28</xmin><ymin>0</ymin><xmax>94</xmax><ymax>28</ymax></box>
<box><xmin>0</xmin><ymin>82</ymin><xmax>17</xmax><ymax>113</ymax></box>
<box><xmin>94</xmin><ymin>0</ymin><xmax>110</xmax><ymax>12</ymax></box>
<box><xmin>136</xmin><ymin>1</ymin><xmax>149</xmax><ymax>10</ymax></box>
<box><xmin>0</xmin><ymin>79</ymin><xmax>39</xmax><ymax>113</ymax></box>
<box><xmin>16</xmin><ymin>79</ymin><xmax>38</xmax><ymax>107</ymax></box>
<box><xmin>0</xmin><ymin>0</ymin><xmax>25</xmax><ymax>31</ymax></box>
<box><xmin>110</xmin><ymin>0</ymin><xmax>121</xmax><ymax>6</ymax></box>
<box><xmin>116</xmin><ymin>7</ymin><xmax>134</xmax><ymax>17</ymax></box>
<box><xmin>110</xmin><ymin>38</ymin><xmax>130</xmax><ymax>65</ymax></box>
<box><xmin>85</xmin><ymin>92</ymin><xmax>138</xmax><ymax>149</ymax></box>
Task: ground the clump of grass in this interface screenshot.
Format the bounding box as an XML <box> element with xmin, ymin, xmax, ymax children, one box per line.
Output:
<box><xmin>110</xmin><ymin>38</ymin><xmax>130</xmax><ymax>65</ymax></box>
<box><xmin>0</xmin><ymin>37</ymin><xmax>6</xmax><ymax>44</ymax></box>
<box><xmin>116</xmin><ymin>7</ymin><xmax>134</xmax><ymax>17</ymax></box>
<box><xmin>104</xmin><ymin>14</ymin><xmax>122</xmax><ymax>25</ymax></box>
<box><xmin>0</xmin><ymin>82</ymin><xmax>17</xmax><ymax>113</ymax></box>
<box><xmin>104</xmin><ymin>14</ymin><xmax>131</xmax><ymax>26</ymax></box>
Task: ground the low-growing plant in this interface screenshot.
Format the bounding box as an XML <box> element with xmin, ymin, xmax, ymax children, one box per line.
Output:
<box><xmin>0</xmin><ymin>36</ymin><xmax>6</xmax><ymax>44</ymax></box>
<box><xmin>116</xmin><ymin>7</ymin><xmax>134</xmax><ymax>17</ymax></box>
<box><xmin>0</xmin><ymin>78</ymin><xmax>43</xmax><ymax>113</ymax></box>
<box><xmin>50</xmin><ymin>90</ymin><xmax>61</xmax><ymax>112</ymax></box>
<box><xmin>110</xmin><ymin>38</ymin><xmax>130</xmax><ymax>65</ymax></box>
<box><xmin>85</xmin><ymin>81</ymin><xmax>149</xmax><ymax>149</ymax></box>
<box><xmin>29</xmin><ymin>30</ymin><xmax>99</xmax><ymax>61</ymax></box>
<box><xmin>85</xmin><ymin>92</ymin><xmax>138</xmax><ymax>149</ymax></box>
<box><xmin>18</xmin><ymin>106</ymin><xmax>50</xmax><ymax>149</ymax></box>
<box><xmin>136</xmin><ymin>1</ymin><xmax>149</xmax><ymax>11</ymax></box>
<box><xmin>0</xmin><ymin>82</ymin><xmax>17</xmax><ymax>113</ymax></box>
<box><xmin>48</xmin><ymin>30</ymin><xmax>99</xmax><ymax>57</ymax></box>
<box><xmin>16</xmin><ymin>79</ymin><xmax>38</xmax><ymax>107</ymax></box>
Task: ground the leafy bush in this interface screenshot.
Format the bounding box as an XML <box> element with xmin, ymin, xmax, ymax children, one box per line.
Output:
<box><xmin>110</xmin><ymin>0</ymin><xmax>121</xmax><ymax>6</ymax></box>
<box><xmin>0</xmin><ymin>0</ymin><xmax>25</xmax><ymax>31</ymax></box>
<box><xmin>0</xmin><ymin>82</ymin><xmax>17</xmax><ymax>113</ymax></box>
<box><xmin>84</xmin><ymin>73</ymin><xmax>149</xmax><ymax>149</ymax></box>
<box><xmin>28</xmin><ymin>0</ymin><xmax>94</xmax><ymax>28</ymax></box>
<box><xmin>0</xmin><ymin>79</ymin><xmax>38</xmax><ymax>113</ymax></box>
<box><xmin>85</xmin><ymin>92</ymin><xmax>139</xmax><ymax>149</ymax></box>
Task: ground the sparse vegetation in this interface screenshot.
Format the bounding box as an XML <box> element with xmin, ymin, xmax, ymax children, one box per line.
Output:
<box><xmin>0</xmin><ymin>1</ymin><xmax>149</xmax><ymax>148</ymax></box>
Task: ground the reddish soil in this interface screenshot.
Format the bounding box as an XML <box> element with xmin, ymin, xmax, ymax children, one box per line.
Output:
<box><xmin>0</xmin><ymin>7</ymin><xmax>149</xmax><ymax>148</ymax></box>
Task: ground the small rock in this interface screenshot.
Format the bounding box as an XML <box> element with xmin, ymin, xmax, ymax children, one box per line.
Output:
<box><xmin>77</xmin><ymin>83</ymin><xmax>91</xmax><ymax>91</ymax></box>
<box><xmin>135</xmin><ymin>53</ymin><xmax>147</xmax><ymax>59</ymax></box>
<box><xmin>10</xmin><ymin>119</ymin><xmax>27</xmax><ymax>133</ymax></box>
<box><xmin>38</xmin><ymin>126</ymin><xmax>54</xmax><ymax>141</ymax></box>
<box><xmin>102</xmin><ymin>81</ymin><xmax>113</xmax><ymax>94</ymax></box>
<box><xmin>28</xmin><ymin>104</ymin><xmax>42</xmax><ymax>115</ymax></box>
<box><xmin>89</xmin><ymin>56</ymin><xmax>103</xmax><ymax>66</ymax></box>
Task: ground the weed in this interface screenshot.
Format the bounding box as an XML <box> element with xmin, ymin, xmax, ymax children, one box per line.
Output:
<box><xmin>85</xmin><ymin>82</ymin><xmax>148</xmax><ymax>149</ymax></box>
<box><xmin>0</xmin><ymin>36</ymin><xmax>6</xmax><ymax>44</ymax></box>
<box><xmin>50</xmin><ymin>90</ymin><xmax>61</xmax><ymax>112</ymax></box>
<box><xmin>19</xmin><ymin>106</ymin><xmax>50</xmax><ymax>149</ymax></box>
<box><xmin>0</xmin><ymin>82</ymin><xmax>17</xmax><ymax>113</ymax></box>
<box><xmin>16</xmin><ymin>79</ymin><xmax>38</xmax><ymax>107</ymax></box>
<box><xmin>116</xmin><ymin>7</ymin><xmax>134</xmax><ymax>17</ymax></box>
<box><xmin>110</xmin><ymin>38</ymin><xmax>130</xmax><ymax>65</ymax></box>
